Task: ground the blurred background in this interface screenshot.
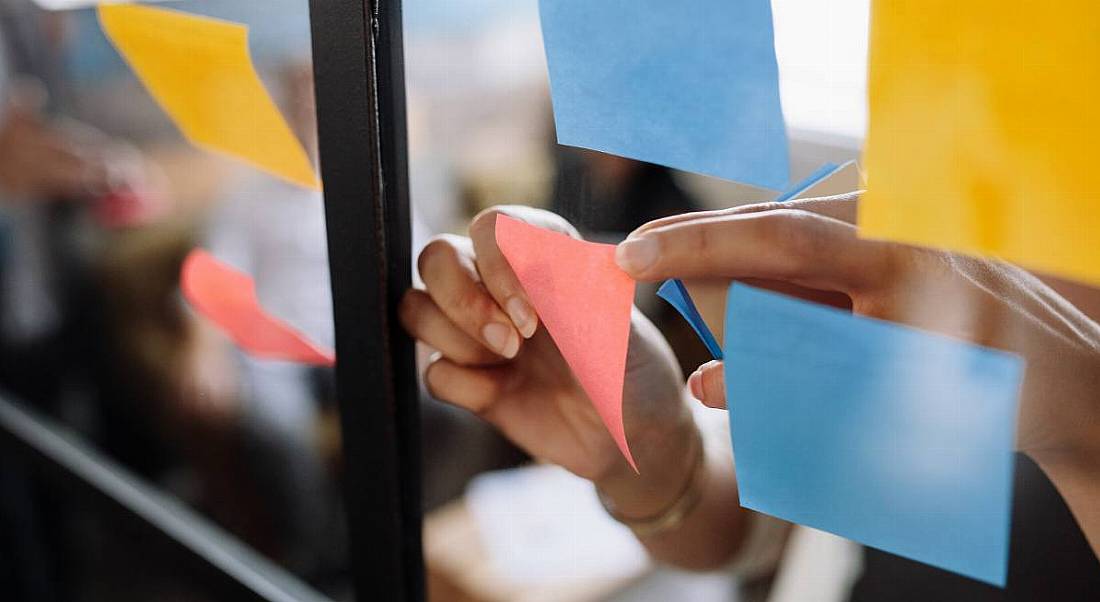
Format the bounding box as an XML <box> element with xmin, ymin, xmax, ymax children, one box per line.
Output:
<box><xmin>0</xmin><ymin>0</ymin><xmax>868</xmax><ymax>600</ymax></box>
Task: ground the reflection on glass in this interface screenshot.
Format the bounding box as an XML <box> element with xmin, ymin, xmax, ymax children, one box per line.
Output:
<box><xmin>0</xmin><ymin>1</ymin><xmax>343</xmax><ymax>599</ymax></box>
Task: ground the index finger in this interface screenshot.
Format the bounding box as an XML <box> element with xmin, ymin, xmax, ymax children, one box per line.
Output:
<box><xmin>468</xmin><ymin>205</ymin><xmax>581</xmax><ymax>339</ymax></box>
<box><xmin>630</xmin><ymin>191</ymin><xmax>862</xmax><ymax>238</ymax></box>
<box><xmin>616</xmin><ymin>208</ymin><xmax>891</xmax><ymax>295</ymax></box>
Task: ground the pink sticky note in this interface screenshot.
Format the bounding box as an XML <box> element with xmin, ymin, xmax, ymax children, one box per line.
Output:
<box><xmin>495</xmin><ymin>215</ymin><xmax>637</xmax><ymax>471</ymax></box>
<box><xmin>181</xmin><ymin>249</ymin><xmax>335</xmax><ymax>366</ymax></box>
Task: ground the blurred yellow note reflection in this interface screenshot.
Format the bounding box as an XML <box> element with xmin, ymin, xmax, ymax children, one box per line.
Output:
<box><xmin>98</xmin><ymin>4</ymin><xmax>320</xmax><ymax>190</ymax></box>
<box><xmin>861</xmin><ymin>1</ymin><xmax>1100</xmax><ymax>285</ymax></box>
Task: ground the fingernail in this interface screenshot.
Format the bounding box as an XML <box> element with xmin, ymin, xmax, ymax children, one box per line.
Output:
<box><xmin>688</xmin><ymin>370</ymin><xmax>704</xmax><ymax>401</ymax></box>
<box><xmin>506</xmin><ymin>297</ymin><xmax>536</xmax><ymax>339</ymax></box>
<box><xmin>482</xmin><ymin>322</ymin><xmax>520</xmax><ymax>359</ymax></box>
<box><xmin>615</xmin><ymin>236</ymin><xmax>658</xmax><ymax>274</ymax></box>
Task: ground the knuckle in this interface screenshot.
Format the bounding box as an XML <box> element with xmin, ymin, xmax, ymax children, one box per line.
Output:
<box><xmin>860</xmin><ymin>240</ymin><xmax>918</xmax><ymax>296</ymax></box>
<box><xmin>454</xmin><ymin>283</ymin><xmax>496</xmax><ymax>321</ymax></box>
<box><xmin>468</xmin><ymin>395</ymin><xmax>496</xmax><ymax>418</ymax></box>
<box><xmin>469</xmin><ymin>374</ymin><xmax>506</xmax><ymax>417</ymax></box>
<box><xmin>455</xmin><ymin>346</ymin><xmax>493</xmax><ymax>367</ymax></box>
<box><xmin>763</xmin><ymin>210</ymin><xmax>820</xmax><ymax>276</ymax></box>
<box><xmin>680</xmin><ymin>221</ymin><xmax>716</xmax><ymax>266</ymax></box>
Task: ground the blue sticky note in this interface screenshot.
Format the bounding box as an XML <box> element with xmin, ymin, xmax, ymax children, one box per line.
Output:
<box><xmin>538</xmin><ymin>0</ymin><xmax>789</xmax><ymax>190</ymax></box>
<box><xmin>657</xmin><ymin>161</ymin><xmax>844</xmax><ymax>357</ymax></box>
<box><xmin>724</xmin><ymin>283</ymin><xmax>1022</xmax><ymax>586</ymax></box>
<box><xmin>657</xmin><ymin>279</ymin><xmax>723</xmax><ymax>360</ymax></box>
<box><xmin>773</xmin><ymin>162</ymin><xmax>842</xmax><ymax>202</ymax></box>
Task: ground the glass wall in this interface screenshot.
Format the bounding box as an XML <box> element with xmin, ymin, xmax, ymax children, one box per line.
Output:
<box><xmin>404</xmin><ymin>1</ymin><xmax>866</xmax><ymax>600</ymax></box>
<box><xmin>0</xmin><ymin>1</ymin><xmax>344</xmax><ymax>599</ymax></box>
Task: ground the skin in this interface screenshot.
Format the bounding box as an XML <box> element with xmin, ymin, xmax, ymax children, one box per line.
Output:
<box><xmin>400</xmin><ymin>195</ymin><xmax>1100</xmax><ymax>570</ymax></box>
<box><xmin>622</xmin><ymin>193</ymin><xmax>1100</xmax><ymax>563</ymax></box>
<box><xmin>0</xmin><ymin>90</ymin><xmax>112</xmax><ymax>201</ymax></box>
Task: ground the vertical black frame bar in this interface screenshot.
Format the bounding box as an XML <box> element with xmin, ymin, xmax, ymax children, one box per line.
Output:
<box><xmin>309</xmin><ymin>0</ymin><xmax>423</xmax><ymax>600</ymax></box>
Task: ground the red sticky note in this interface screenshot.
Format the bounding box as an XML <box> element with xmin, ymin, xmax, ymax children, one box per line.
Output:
<box><xmin>181</xmin><ymin>249</ymin><xmax>335</xmax><ymax>366</ymax></box>
<box><xmin>495</xmin><ymin>215</ymin><xmax>637</xmax><ymax>471</ymax></box>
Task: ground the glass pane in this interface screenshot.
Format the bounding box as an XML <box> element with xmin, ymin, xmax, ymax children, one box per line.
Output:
<box><xmin>0</xmin><ymin>1</ymin><xmax>344</xmax><ymax>599</ymax></box>
<box><xmin>405</xmin><ymin>1</ymin><xmax>867</xmax><ymax>600</ymax></box>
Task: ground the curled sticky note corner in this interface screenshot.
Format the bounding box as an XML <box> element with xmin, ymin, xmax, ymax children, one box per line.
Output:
<box><xmin>657</xmin><ymin>279</ymin><xmax>723</xmax><ymax>360</ymax></box>
<box><xmin>181</xmin><ymin>249</ymin><xmax>335</xmax><ymax>366</ymax></box>
<box><xmin>495</xmin><ymin>214</ymin><xmax>638</xmax><ymax>471</ymax></box>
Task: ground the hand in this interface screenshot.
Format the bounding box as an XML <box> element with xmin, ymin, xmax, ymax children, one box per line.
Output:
<box><xmin>400</xmin><ymin>206</ymin><xmax>697</xmax><ymax>517</ymax></box>
<box><xmin>0</xmin><ymin>85</ymin><xmax>114</xmax><ymax>201</ymax></box>
<box><xmin>615</xmin><ymin>193</ymin><xmax>1100</xmax><ymax>546</ymax></box>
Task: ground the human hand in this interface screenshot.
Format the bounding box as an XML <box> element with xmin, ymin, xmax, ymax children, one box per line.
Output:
<box><xmin>615</xmin><ymin>193</ymin><xmax>1100</xmax><ymax>473</ymax></box>
<box><xmin>400</xmin><ymin>206</ymin><xmax>697</xmax><ymax>516</ymax></box>
<box><xmin>0</xmin><ymin>83</ymin><xmax>111</xmax><ymax>200</ymax></box>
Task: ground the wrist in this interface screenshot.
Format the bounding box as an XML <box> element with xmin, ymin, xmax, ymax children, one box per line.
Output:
<box><xmin>600</xmin><ymin>425</ymin><xmax>706</xmax><ymax>537</ymax></box>
<box><xmin>595</xmin><ymin>414</ymin><xmax>699</xmax><ymax>520</ymax></box>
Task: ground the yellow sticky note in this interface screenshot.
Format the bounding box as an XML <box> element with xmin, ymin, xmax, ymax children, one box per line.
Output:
<box><xmin>861</xmin><ymin>1</ymin><xmax>1100</xmax><ymax>285</ymax></box>
<box><xmin>99</xmin><ymin>4</ymin><xmax>320</xmax><ymax>190</ymax></box>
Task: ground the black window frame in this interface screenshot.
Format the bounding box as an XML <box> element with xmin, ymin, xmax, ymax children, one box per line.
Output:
<box><xmin>309</xmin><ymin>0</ymin><xmax>423</xmax><ymax>599</ymax></box>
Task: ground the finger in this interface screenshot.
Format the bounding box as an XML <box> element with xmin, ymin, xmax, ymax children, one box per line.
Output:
<box><xmin>631</xmin><ymin>192</ymin><xmax>861</xmax><ymax>238</ymax></box>
<box><xmin>468</xmin><ymin>205</ymin><xmax>581</xmax><ymax>339</ymax></box>
<box><xmin>399</xmin><ymin>289</ymin><xmax>501</xmax><ymax>366</ymax></box>
<box><xmin>423</xmin><ymin>356</ymin><xmax>512</xmax><ymax>417</ymax></box>
<box><xmin>698</xmin><ymin>360</ymin><xmax>726</xmax><ymax>409</ymax></box>
<box><xmin>790</xmin><ymin>193</ymin><xmax>860</xmax><ymax>225</ymax></box>
<box><xmin>616</xmin><ymin>208</ymin><xmax>890</xmax><ymax>294</ymax></box>
<box><xmin>417</xmin><ymin>234</ymin><xmax>521</xmax><ymax>359</ymax></box>
<box><xmin>39</xmin><ymin>149</ymin><xmax>104</xmax><ymax>198</ymax></box>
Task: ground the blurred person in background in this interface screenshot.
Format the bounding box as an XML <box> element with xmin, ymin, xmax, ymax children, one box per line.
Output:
<box><xmin>0</xmin><ymin>2</ymin><xmax>165</xmax><ymax>600</ymax></box>
<box><xmin>0</xmin><ymin>1</ymin><xmax>340</xmax><ymax>596</ymax></box>
<box><xmin>77</xmin><ymin>0</ymin><xmax>348</xmax><ymax>586</ymax></box>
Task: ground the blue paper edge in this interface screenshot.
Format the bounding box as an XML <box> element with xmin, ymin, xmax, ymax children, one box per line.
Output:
<box><xmin>657</xmin><ymin>161</ymin><xmax>846</xmax><ymax>359</ymax></box>
<box><xmin>657</xmin><ymin>279</ymin><xmax>724</xmax><ymax>360</ymax></box>
<box><xmin>772</xmin><ymin>161</ymin><xmax>843</xmax><ymax>202</ymax></box>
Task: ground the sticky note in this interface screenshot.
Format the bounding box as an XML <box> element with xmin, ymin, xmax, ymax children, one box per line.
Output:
<box><xmin>657</xmin><ymin>279</ymin><xmax>722</xmax><ymax>361</ymax></box>
<box><xmin>860</xmin><ymin>1</ymin><xmax>1100</xmax><ymax>286</ymax></box>
<box><xmin>659</xmin><ymin>161</ymin><xmax>853</xmax><ymax>356</ymax></box>
<box><xmin>724</xmin><ymin>283</ymin><xmax>1021</xmax><ymax>585</ymax></box>
<box><xmin>538</xmin><ymin>0</ymin><xmax>789</xmax><ymax>190</ymax></box>
<box><xmin>98</xmin><ymin>4</ymin><xmax>320</xmax><ymax>190</ymax></box>
<box><xmin>181</xmin><ymin>249</ymin><xmax>335</xmax><ymax>366</ymax></box>
<box><xmin>495</xmin><ymin>215</ymin><xmax>637</xmax><ymax>470</ymax></box>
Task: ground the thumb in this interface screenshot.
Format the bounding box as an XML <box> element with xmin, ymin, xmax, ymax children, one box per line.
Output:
<box><xmin>688</xmin><ymin>360</ymin><xmax>726</xmax><ymax>410</ymax></box>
